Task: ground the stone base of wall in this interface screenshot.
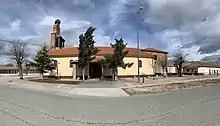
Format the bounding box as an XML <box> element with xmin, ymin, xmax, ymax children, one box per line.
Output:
<box><xmin>118</xmin><ymin>74</ymin><xmax>155</xmax><ymax>79</ymax></box>
<box><xmin>43</xmin><ymin>75</ymin><xmax>73</xmax><ymax>79</ymax></box>
<box><xmin>123</xmin><ymin>78</ymin><xmax>220</xmax><ymax>96</ymax></box>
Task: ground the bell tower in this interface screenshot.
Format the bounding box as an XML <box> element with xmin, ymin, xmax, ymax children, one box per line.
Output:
<box><xmin>50</xmin><ymin>19</ymin><xmax>65</xmax><ymax>50</ymax></box>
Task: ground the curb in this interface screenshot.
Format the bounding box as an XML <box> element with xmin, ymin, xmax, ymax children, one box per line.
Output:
<box><xmin>121</xmin><ymin>77</ymin><xmax>220</xmax><ymax>89</ymax></box>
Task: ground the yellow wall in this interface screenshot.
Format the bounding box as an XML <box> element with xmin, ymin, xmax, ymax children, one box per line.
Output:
<box><xmin>49</xmin><ymin>56</ymin><xmax>155</xmax><ymax>77</ymax></box>
<box><xmin>52</xmin><ymin>57</ymin><xmax>78</xmax><ymax>77</ymax></box>
<box><xmin>118</xmin><ymin>57</ymin><xmax>154</xmax><ymax>76</ymax></box>
<box><xmin>154</xmin><ymin>53</ymin><xmax>167</xmax><ymax>74</ymax></box>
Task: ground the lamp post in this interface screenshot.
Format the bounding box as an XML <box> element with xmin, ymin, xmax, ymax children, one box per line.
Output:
<box><xmin>137</xmin><ymin>6</ymin><xmax>143</xmax><ymax>82</ymax></box>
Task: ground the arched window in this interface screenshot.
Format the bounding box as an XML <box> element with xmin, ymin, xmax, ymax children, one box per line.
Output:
<box><xmin>52</xmin><ymin>60</ymin><xmax>58</xmax><ymax>67</ymax></box>
<box><xmin>139</xmin><ymin>60</ymin><xmax>142</xmax><ymax>68</ymax></box>
<box><xmin>69</xmin><ymin>60</ymin><xmax>73</xmax><ymax>68</ymax></box>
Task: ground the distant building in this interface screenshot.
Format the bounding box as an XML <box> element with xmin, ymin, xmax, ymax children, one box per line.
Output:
<box><xmin>167</xmin><ymin>62</ymin><xmax>189</xmax><ymax>75</ymax></box>
<box><xmin>167</xmin><ymin>65</ymin><xmax>177</xmax><ymax>74</ymax></box>
<box><xmin>183</xmin><ymin>61</ymin><xmax>220</xmax><ymax>75</ymax></box>
<box><xmin>0</xmin><ymin>65</ymin><xmax>38</xmax><ymax>75</ymax></box>
<box><xmin>167</xmin><ymin>61</ymin><xmax>220</xmax><ymax>75</ymax></box>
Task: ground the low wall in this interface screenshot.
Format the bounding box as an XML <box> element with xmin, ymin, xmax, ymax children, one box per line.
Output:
<box><xmin>123</xmin><ymin>78</ymin><xmax>220</xmax><ymax>95</ymax></box>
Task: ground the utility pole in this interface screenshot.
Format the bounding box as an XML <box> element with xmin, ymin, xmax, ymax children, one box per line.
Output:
<box><xmin>137</xmin><ymin>6</ymin><xmax>143</xmax><ymax>82</ymax></box>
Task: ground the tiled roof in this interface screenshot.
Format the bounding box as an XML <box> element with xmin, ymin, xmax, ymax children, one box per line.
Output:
<box><xmin>48</xmin><ymin>46</ymin><xmax>155</xmax><ymax>58</ymax></box>
<box><xmin>184</xmin><ymin>61</ymin><xmax>220</xmax><ymax>68</ymax></box>
<box><xmin>141</xmin><ymin>48</ymin><xmax>168</xmax><ymax>54</ymax></box>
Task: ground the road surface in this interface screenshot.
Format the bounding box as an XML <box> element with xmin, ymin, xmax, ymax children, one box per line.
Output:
<box><xmin>0</xmin><ymin>84</ymin><xmax>220</xmax><ymax>126</ymax></box>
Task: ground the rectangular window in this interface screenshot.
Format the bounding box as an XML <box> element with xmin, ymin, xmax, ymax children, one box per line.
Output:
<box><xmin>70</xmin><ymin>60</ymin><xmax>73</xmax><ymax>68</ymax></box>
<box><xmin>55</xmin><ymin>38</ymin><xmax>58</xmax><ymax>47</ymax></box>
<box><xmin>139</xmin><ymin>60</ymin><xmax>142</xmax><ymax>68</ymax></box>
<box><xmin>154</xmin><ymin>55</ymin><xmax>157</xmax><ymax>60</ymax></box>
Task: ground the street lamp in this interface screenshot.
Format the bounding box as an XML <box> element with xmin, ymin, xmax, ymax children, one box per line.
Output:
<box><xmin>137</xmin><ymin>6</ymin><xmax>143</xmax><ymax>82</ymax></box>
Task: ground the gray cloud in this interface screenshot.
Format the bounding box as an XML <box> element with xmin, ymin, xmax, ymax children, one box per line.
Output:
<box><xmin>145</xmin><ymin>0</ymin><xmax>220</xmax><ymax>54</ymax></box>
<box><xmin>1</xmin><ymin>0</ymin><xmax>220</xmax><ymax>64</ymax></box>
<box><xmin>0</xmin><ymin>43</ymin><xmax>5</xmax><ymax>55</ymax></box>
<box><xmin>200</xmin><ymin>54</ymin><xmax>220</xmax><ymax>65</ymax></box>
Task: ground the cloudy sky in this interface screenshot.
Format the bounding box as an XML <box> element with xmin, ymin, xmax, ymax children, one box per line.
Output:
<box><xmin>0</xmin><ymin>0</ymin><xmax>220</xmax><ymax>64</ymax></box>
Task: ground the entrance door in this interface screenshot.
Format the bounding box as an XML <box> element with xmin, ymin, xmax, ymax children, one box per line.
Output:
<box><xmin>89</xmin><ymin>62</ymin><xmax>102</xmax><ymax>79</ymax></box>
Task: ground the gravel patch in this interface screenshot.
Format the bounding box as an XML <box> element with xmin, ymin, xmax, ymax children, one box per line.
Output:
<box><xmin>123</xmin><ymin>79</ymin><xmax>220</xmax><ymax>95</ymax></box>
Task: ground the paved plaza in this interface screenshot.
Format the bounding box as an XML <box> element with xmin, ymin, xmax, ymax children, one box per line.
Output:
<box><xmin>1</xmin><ymin>75</ymin><xmax>220</xmax><ymax>125</ymax></box>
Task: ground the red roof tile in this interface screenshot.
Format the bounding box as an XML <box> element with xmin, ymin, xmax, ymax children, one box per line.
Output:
<box><xmin>184</xmin><ymin>61</ymin><xmax>220</xmax><ymax>68</ymax></box>
<box><xmin>48</xmin><ymin>46</ymin><xmax>155</xmax><ymax>58</ymax></box>
<box><xmin>141</xmin><ymin>48</ymin><xmax>168</xmax><ymax>54</ymax></box>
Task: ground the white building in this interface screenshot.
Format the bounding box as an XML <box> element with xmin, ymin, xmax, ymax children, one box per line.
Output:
<box><xmin>183</xmin><ymin>61</ymin><xmax>220</xmax><ymax>75</ymax></box>
<box><xmin>167</xmin><ymin>66</ymin><xmax>177</xmax><ymax>74</ymax></box>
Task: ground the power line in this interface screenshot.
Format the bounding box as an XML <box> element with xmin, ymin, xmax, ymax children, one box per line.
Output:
<box><xmin>0</xmin><ymin>39</ymin><xmax>50</xmax><ymax>47</ymax></box>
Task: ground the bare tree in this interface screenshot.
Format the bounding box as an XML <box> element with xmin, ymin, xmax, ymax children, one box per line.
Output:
<box><xmin>6</xmin><ymin>41</ymin><xmax>29</xmax><ymax>79</ymax></box>
<box><xmin>25</xmin><ymin>60</ymin><xmax>31</xmax><ymax>75</ymax></box>
<box><xmin>157</xmin><ymin>55</ymin><xmax>168</xmax><ymax>76</ymax></box>
<box><xmin>172</xmin><ymin>52</ymin><xmax>188</xmax><ymax>77</ymax></box>
<box><xmin>147</xmin><ymin>58</ymin><xmax>157</xmax><ymax>76</ymax></box>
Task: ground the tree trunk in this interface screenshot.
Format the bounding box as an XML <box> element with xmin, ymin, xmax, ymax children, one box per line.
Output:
<box><xmin>179</xmin><ymin>64</ymin><xmax>183</xmax><ymax>77</ymax></box>
<box><xmin>26</xmin><ymin>68</ymin><xmax>28</xmax><ymax>75</ymax></box>
<box><xmin>40</xmin><ymin>73</ymin><xmax>44</xmax><ymax>79</ymax></box>
<box><xmin>82</xmin><ymin>67</ymin><xmax>85</xmax><ymax>81</ymax></box>
<box><xmin>19</xmin><ymin>66</ymin><xmax>23</xmax><ymax>79</ymax></box>
<box><xmin>87</xmin><ymin>64</ymin><xmax>90</xmax><ymax>79</ymax></box>
<box><xmin>112</xmin><ymin>68</ymin><xmax>115</xmax><ymax>81</ymax></box>
<box><xmin>162</xmin><ymin>67</ymin><xmax>165</xmax><ymax>77</ymax></box>
<box><xmin>101</xmin><ymin>67</ymin><xmax>104</xmax><ymax>80</ymax></box>
<box><xmin>178</xmin><ymin>67</ymin><xmax>182</xmax><ymax>77</ymax></box>
<box><xmin>115</xmin><ymin>68</ymin><xmax>118</xmax><ymax>80</ymax></box>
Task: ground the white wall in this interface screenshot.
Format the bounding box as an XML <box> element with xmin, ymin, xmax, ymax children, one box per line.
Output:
<box><xmin>167</xmin><ymin>66</ymin><xmax>184</xmax><ymax>74</ymax></box>
<box><xmin>183</xmin><ymin>68</ymin><xmax>198</xmax><ymax>74</ymax></box>
<box><xmin>198</xmin><ymin>67</ymin><xmax>220</xmax><ymax>75</ymax></box>
<box><xmin>167</xmin><ymin>66</ymin><xmax>176</xmax><ymax>73</ymax></box>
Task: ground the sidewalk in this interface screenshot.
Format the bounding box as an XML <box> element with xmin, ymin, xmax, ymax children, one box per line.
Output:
<box><xmin>1</xmin><ymin>77</ymin><xmax>129</xmax><ymax>97</ymax></box>
<box><xmin>117</xmin><ymin>75</ymin><xmax>220</xmax><ymax>88</ymax></box>
<box><xmin>2</xmin><ymin>75</ymin><xmax>219</xmax><ymax>97</ymax></box>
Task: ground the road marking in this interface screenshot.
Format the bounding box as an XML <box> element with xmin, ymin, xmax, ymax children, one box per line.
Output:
<box><xmin>57</xmin><ymin>84</ymin><xmax>65</xmax><ymax>88</ymax></box>
<box><xmin>57</xmin><ymin>84</ymin><xmax>77</xmax><ymax>89</ymax></box>
<box><xmin>126</xmin><ymin>83</ymin><xmax>133</xmax><ymax>87</ymax></box>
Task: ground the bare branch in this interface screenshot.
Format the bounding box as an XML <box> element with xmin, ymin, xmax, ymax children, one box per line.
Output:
<box><xmin>157</xmin><ymin>55</ymin><xmax>168</xmax><ymax>75</ymax></box>
<box><xmin>172</xmin><ymin>52</ymin><xmax>188</xmax><ymax>77</ymax></box>
<box><xmin>5</xmin><ymin>40</ymin><xmax>30</xmax><ymax>79</ymax></box>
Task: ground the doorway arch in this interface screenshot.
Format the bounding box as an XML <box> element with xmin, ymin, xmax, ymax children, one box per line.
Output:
<box><xmin>89</xmin><ymin>62</ymin><xmax>102</xmax><ymax>79</ymax></box>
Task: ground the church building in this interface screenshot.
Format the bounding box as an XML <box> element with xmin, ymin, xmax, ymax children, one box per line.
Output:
<box><xmin>46</xmin><ymin>19</ymin><xmax>168</xmax><ymax>80</ymax></box>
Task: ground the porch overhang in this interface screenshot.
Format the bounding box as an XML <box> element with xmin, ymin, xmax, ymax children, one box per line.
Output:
<box><xmin>72</xmin><ymin>56</ymin><xmax>104</xmax><ymax>64</ymax></box>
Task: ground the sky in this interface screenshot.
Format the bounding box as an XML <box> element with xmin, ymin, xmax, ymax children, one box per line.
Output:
<box><xmin>1</xmin><ymin>0</ymin><xmax>220</xmax><ymax>64</ymax></box>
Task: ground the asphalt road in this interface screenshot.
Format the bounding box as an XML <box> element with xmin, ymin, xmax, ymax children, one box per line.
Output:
<box><xmin>1</xmin><ymin>84</ymin><xmax>220</xmax><ymax>126</ymax></box>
